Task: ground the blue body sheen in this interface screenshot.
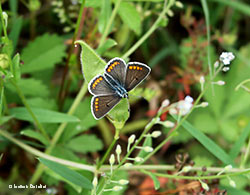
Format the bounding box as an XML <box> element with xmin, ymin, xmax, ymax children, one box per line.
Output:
<box><xmin>104</xmin><ymin>73</ymin><xmax>128</xmax><ymax>98</ymax></box>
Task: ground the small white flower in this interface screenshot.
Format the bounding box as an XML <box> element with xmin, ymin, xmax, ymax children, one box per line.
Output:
<box><xmin>222</xmin><ymin>66</ymin><xmax>230</xmax><ymax>72</ymax></box>
<box><xmin>151</xmin><ymin>131</ymin><xmax>162</xmax><ymax>138</ymax></box>
<box><xmin>219</xmin><ymin>52</ymin><xmax>235</xmax><ymax>65</ymax></box>
<box><xmin>118</xmin><ymin>179</ymin><xmax>129</xmax><ymax>185</ymax></box>
<box><xmin>177</xmin><ymin>96</ymin><xmax>193</xmax><ymax>115</ymax></box>
<box><xmin>161</xmin><ymin>99</ymin><xmax>170</xmax><ymax>108</ymax></box>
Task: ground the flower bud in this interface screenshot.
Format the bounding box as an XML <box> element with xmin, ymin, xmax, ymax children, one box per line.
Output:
<box><xmin>109</xmin><ymin>154</ymin><xmax>115</xmax><ymax>165</ymax></box>
<box><xmin>167</xmin><ymin>10</ymin><xmax>174</xmax><ymax>17</ymax></box>
<box><xmin>0</xmin><ymin>54</ymin><xmax>9</xmax><ymax>69</ymax></box>
<box><xmin>200</xmin><ymin>76</ymin><xmax>205</xmax><ymax>84</ymax></box>
<box><xmin>162</xmin><ymin>120</ymin><xmax>175</xmax><ymax>128</ymax></box>
<box><xmin>161</xmin><ymin>99</ymin><xmax>170</xmax><ymax>107</ymax></box>
<box><xmin>112</xmin><ymin>186</ymin><xmax>123</xmax><ymax>192</ymax></box>
<box><xmin>2</xmin><ymin>11</ymin><xmax>8</xmax><ymax>28</ymax></box>
<box><xmin>214</xmin><ymin>61</ymin><xmax>219</xmax><ymax>68</ymax></box>
<box><xmin>200</xmin><ymin>181</ymin><xmax>209</xmax><ymax>191</ymax></box>
<box><xmin>143</xmin><ymin>146</ymin><xmax>153</xmax><ymax>153</ymax></box>
<box><xmin>222</xmin><ymin>67</ymin><xmax>230</xmax><ymax>72</ymax></box>
<box><xmin>151</xmin><ymin>131</ymin><xmax>162</xmax><ymax>138</ymax></box>
<box><xmin>216</xmin><ymin>80</ymin><xmax>225</xmax><ymax>86</ymax></box>
<box><xmin>115</xmin><ymin>145</ymin><xmax>121</xmax><ymax>155</ymax></box>
<box><xmin>128</xmin><ymin>134</ymin><xmax>136</xmax><ymax>144</ymax></box>
<box><xmin>200</xmin><ymin>102</ymin><xmax>209</xmax><ymax>107</ymax></box>
<box><xmin>123</xmin><ymin>163</ymin><xmax>133</xmax><ymax>167</ymax></box>
<box><xmin>169</xmin><ymin>108</ymin><xmax>177</xmax><ymax>115</ymax></box>
<box><xmin>225</xmin><ymin>165</ymin><xmax>233</xmax><ymax>171</ymax></box>
<box><xmin>118</xmin><ymin>179</ymin><xmax>129</xmax><ymax>185</ymax></box>
<box><xmin>92</xmin><ymin>177</ymin><xmax>98</xmax><ymax>187</ymax></box>
<box><xmin>134</xmin><ymin>157</ymin><xmax>143</xmax><ymax>162</ymax></box>
<box><xmin>175</xmin><ymin>1</ymin><xmax>184</xmax><ymax>8</ymax></box>
<box><xmin>182</xmin><ymin>166</ymin><xmax>192</xmax><ymax>172</ymax></box>
<box><xmin>229</xmin><ymin>179</ymin><xmax>236</xmax><ymax>188</ymax></box>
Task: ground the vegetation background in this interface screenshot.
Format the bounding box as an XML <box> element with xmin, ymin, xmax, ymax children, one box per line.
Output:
<box><xmin>0</xmin><ymin>0</ymin><xmax>249</xmax><ymax>194</ymax></box>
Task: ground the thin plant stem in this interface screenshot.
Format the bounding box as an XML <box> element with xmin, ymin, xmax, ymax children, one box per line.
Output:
<box><xmin>235</xmin><ymin>78</ymin><xmax>250</xmax><ymax>91</ymax></box>
<box><xmin>29</xmin><ymin>82</ymin><xmax>88</xmax><ymax>184</ymax></box>
<box><xmin>0</xmin><ymin>129</ymin><xmax>95</xmax><ymax>172</ymax></box>
<box><xmin>141</xmin><ymin>169</ymin><xmax>250</xmax><ymax>180</ymax></box>
<box><xmin>97</xmin><ymin>127</ymin><xmax>120</xmax><ymax>169</ymax></box>
<box><xmin>240</xmin><ymin>137</ymin><xmax>250</xmax><ymax>168</ymax></box>
<box><xmin>99</xmin><ymin>0</ymin><xmax>122</xmax><ymax>47</ymax></box>
<box><xmin>121</xmin><ymin>0</ymin><xmax>175</xmax><ymax>59</ymax></box>
<box><xmin>10</xmin><ymin>79</ymin><xmax>49</xmax><ymax>141</ymax></box>
<box><xmin>58</xmin><ymin>0</ymin><xmax>86</xmax><ymax>108</ymax></box>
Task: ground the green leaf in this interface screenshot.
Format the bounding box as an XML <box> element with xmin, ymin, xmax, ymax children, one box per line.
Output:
<box><xmin>229</xmin><ymin>123</ymin><xmax>250</xmax><ymax>159</ymax></box>
<box><xmin>75</xmin><ymin>40</ymin><xmax>106</xmax><ymax>83</ymax></box>
<box><xmin>118</xmin><ymin>2</ymin><xmax>142</xmax><ymax>35</ymax></box>
<box><xmin>21</xmin><ymin>34</ymin><xmax>66</xmax><ymax>73</ymax></box>
<box><xmin>38</xmin><ymin>158</ymin><xmax>93</xmax><ymax>190</ymax></box>
<box><xmin>66</xmin><ymin>135</ymin><xmax>103</xmax><ymax>153</ymax></box>
<box><xmin>193</xmin><ymin>111</ymin><xmax>218</xmax><ymax>134</ymax></box>
<box><xmin>85</xmin><ymin>0</ymin><xmax>101</xmax><ymax>7</ymax></box>
<box><xmin>175</xmin><ymin>116</ymin><xmax>235</xmax><ymax>165</ymax></box>
<box><xmin>21</xmin><ymin>129</ymin><xmax>49</xmax><ymax>145</ymax></box>
<box><xmin>62</xmin><ymin>98</ymin><xmax>97</xmax><ymax>142</ymax></box>
<box><xmin>12</xmin><ymin>53</ymin><xmax>21</xmax><ymax>80</ymax></box>
<box><xmin>75</xmin><ymin>40</ymin><xmax>129</xmax><ymax>124</ymax></box>
<box><xmin>45</xmin><ymin>168</ymin><xmax>82</xmax><ymax>193</ymax></box>
<box><xmin>9</xmin><ymin>17</ymin><xmax>23</xmax><ymax>52</ymax></box>
<box><xmin>220</xmin><ymin>119</ymin><xmax>239</xmax><ymax>142</ymax></box>
<box><xmin>10</xmin><ymin>107</ymin><xmax>80</xmax><ymax>123</ymax></box>
<box><xmin>98</xmin><ymin>0</ymin><xmax>112</xmax><ymax>33</ymax></box>
<box><xmin>96</xmin><ymin>39</ymin><xmax>117</xmax><ymax>55</ymax></box>
<box><xmin>144</xmin><ymin>171</ymin><xmax>160</xmax><ymax>190</ymax></box>
<box><xmin>0</xmin><ymin>116</ymin><xmax>13</xmax><ymax>125</ymax></box>
<box><xmin>6</xmin><ymin>78</ymin><xmax>49</xmax><ymax>98</ymax></box>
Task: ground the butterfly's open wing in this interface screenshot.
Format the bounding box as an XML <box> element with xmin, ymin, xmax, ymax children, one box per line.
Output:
<box><xmin>125</xmin><ymin>62</ymin><xmax>151</xmax><ymax>92</ymax></box>
<box><xmin>88</xmin><ymin>75</ymin><xmax>116</xmax><ymax>96</ymax></box>
<box><xmin>104</xmin><ymin>57</ymin><xmax>127</xmax><ymax>86</ymax></box>
<box><xmin>91</xmin><ymin>95</ymin><xmax>122</xmax><ymax>119</ymax></box>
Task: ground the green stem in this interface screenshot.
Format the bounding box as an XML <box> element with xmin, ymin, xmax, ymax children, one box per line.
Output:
<box><xmin>97</xmin><ymin>127</ymin><xmax>120</xmax><ymax>169</ymax></box>
<box><xmin>0</xmin><ymin>129</ymin><xmax>95</xmax><ymax>172</ymax></box>
<box><xmin>29</xmin><ymin>82</ymin><xmax>88</xmax><ymax>184</ymax></box>
<box><xmin>97</xmin><ymin>119</ymin><xmax>113</xmax><ymax>145</ymax></box>
<box><xmin>121</xmin><ymin>0</ymin><xmax>175</xmax><ymax>59</ymax></box>
<box><xmin>240</xmin><ymin>136</ymin><xmax>250</xmax><ymax>168</ymax></box>
<box><xmin>235</xmin><ymin>78</ymin><xmax>250</xmax><ymax>91</ymax></box>
<box><xmin>141</xmin><ymin>169</ymin><xmax>250</xmax><ymax>180</ymax></box>
<box><xmin>99</xmin><ymin>0</ymin><xmax>122</xmax><ymax>47</ymax></box>
<box><xmin>10</xmin><ymin>79</ymin><xmax>49</xmax><ymax>141</ymax></box>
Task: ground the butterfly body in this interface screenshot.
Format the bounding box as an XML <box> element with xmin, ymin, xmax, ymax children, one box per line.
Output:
<box><xmin>88</xmin><ymin>57</ymin><xmax>151</xmax><ymax>120</ymax></box>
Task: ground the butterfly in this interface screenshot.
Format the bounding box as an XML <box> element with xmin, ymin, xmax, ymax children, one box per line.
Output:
<box><xmin>88</xmin><ymin>57</ymin><xmax>151</xmax><ymax>120</ymax></box>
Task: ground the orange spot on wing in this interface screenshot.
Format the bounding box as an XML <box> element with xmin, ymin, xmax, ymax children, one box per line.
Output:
<box><xmin>96</xmin><ymin>98</ymin><xmax>99</xmax><ymax>101</ymax></box>
<box><xmin>129</xmin><ymin>66</ymin><xmax>133</xmax><ymax>69</ymax></box>
<box><xmin>133</xmin><ymin>66</ymin><xmax>136</xmax><ymax>69</ymax></box>
<box><xmin>137</xmin><ymin>67</ymin><xmax>140</xmax><ymax>70</ymax></box>
<box><xmin>140</xmin><ymin>68</ymin><xmax>142</xmax><ymax>70</ymax></box>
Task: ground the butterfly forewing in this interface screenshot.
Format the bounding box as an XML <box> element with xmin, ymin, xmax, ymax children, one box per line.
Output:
<box><xmin>125</xmin><ymin>63</ymin><xmax>151</xmax><ymax>92</ymax></box>
<box><xmin>91</xmin><ymin>95</ymin><xmax>122</xmax><ymax>119</ymax></box>
<box><xmin>88</xmin><ymin>75</ymin><xmax>116</xmax><ymax>96</ymax></box>
<box><xmin>104</xmin><ymin>58</ymin><xmax>127</xmax><ymax>86</ymax></box>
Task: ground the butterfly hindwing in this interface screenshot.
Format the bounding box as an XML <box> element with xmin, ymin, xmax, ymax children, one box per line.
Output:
<box><xmin>125</xmin><ymin>62</ymin><xmax>151</xmax><ymax>92</ymax></box>
<box><xmin>91</xmin><ymin>95</ymin><xmax>122</xmax><ymax>119</ymax></box>
<box><xmin>104</xmin><ymin>57</ymin><xmax>127</xmax><ymax>86</ymax></box>
<box><xmin>88</xmin><ymin>75</ymin><xmax>116</xmax><ymax>96</ymax></box>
